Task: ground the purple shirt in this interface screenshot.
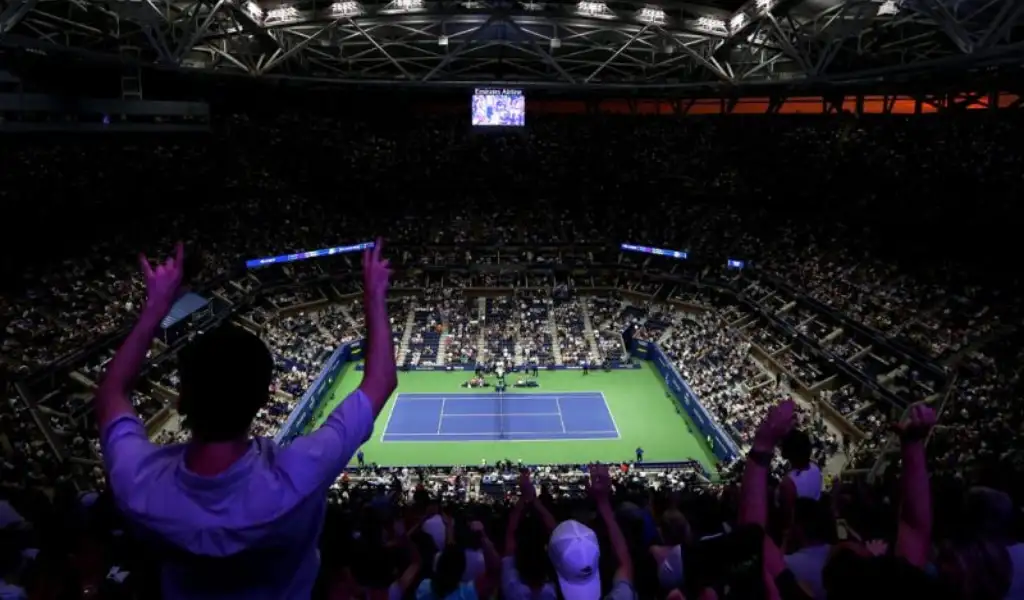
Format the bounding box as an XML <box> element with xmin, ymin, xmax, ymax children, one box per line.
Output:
<box><xmin>101</xmin><ymin>389</ymin><xmax>374</xmax><ymax>600</ymax></box>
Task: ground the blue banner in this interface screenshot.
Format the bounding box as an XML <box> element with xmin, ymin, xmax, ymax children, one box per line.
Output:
<box><xmin>632</xmin><ymin>339</ymin><xmax>652</xmax><ymax>359</ymax></box>
<box><xmin>245</xmin><ymin>241</ymin><xmax>375</xmax><ymax>269</ymax></box>
<box><xmin>626</xmin><ymin>333</ymin><xmax>740</xmax><ymax>463</ymax></box>
<box><xmin>275</xmin><ymin>339</ymin><xmax>363</xmax><ymax>444</ymax></box>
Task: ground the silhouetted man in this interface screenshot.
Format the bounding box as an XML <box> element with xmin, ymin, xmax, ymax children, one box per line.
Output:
<box><xmin>95</xmin><ymin>240</ymin><xmax>397</xmax><ymax>600</ymax></box>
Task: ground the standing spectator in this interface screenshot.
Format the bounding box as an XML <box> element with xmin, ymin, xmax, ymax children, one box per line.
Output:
<box><xmin>548</xmin><ymin>464</ymin><xmax>635</xmax><ymax>600</ymax></box>
<box><xmin>778</xmin><ymin>429</ymin><xmax>824</xmax><ymax>532</ymax></box>
<box><xmin>416</xmin><ymin>518</ymin><xmax>499</xmax><ymax>600</ymax></box>
<box><xmin>502</xmin><ymin>470</ymin><xmax>558</xmax><ymax>600</ymax></box>
<box><xmin>94</xmin><ymin>241</ymin><xmax>397</xmax><ymax>599</ymax></box>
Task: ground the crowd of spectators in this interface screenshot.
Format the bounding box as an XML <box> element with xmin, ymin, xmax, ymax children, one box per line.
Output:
<box><xmin>553</xmin><ymin>301</ymin><xmax>591</xmax><ymax>367</ymax></box>
<box><xmin>0</xmin><ymin>111</ymin><xmax>1021</xmax><ymax>598</ymax></box>
<box><xmin>515</xmin><ymin>292</ymin><xmax>556</xmax><ymax>368</ymax></box>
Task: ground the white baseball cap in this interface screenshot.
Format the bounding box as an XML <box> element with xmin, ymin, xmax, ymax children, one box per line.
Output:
<box><xmin>549</xmin><ymin>520</ymin><xmax>601</xmax><ymax>600</ymax></box>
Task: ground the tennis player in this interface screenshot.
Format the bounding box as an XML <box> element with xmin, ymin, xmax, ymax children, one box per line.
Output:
<box><xmin>95</xmin><ymin>240</ymin><xmax>397</xmax><ymax>599</ymax></box>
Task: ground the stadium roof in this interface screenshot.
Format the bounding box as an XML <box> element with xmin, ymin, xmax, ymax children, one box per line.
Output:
<box><xmin>0</xmin><ymin>0</ymin><xmax>1022</xmax><ymax>91</ymax></box>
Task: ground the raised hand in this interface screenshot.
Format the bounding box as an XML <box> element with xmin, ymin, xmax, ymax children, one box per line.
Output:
<box><xmin>752</xmin><ymin>399</ymin><xmax>797</xmax><ymax>452</ymax></box>
<box><xmin>587</xmin><ymin>463</ymin><xmax>612</xmax><ymax>502</ymax></box>
<box><xmin>865</xmin><ymin>539</ymin><xmax>889</xmax><ymax>556</ymax></box>
<box><xmin>139</xmin><ymin>242</ymin><xmax>184</xmax><ymax>313</ymax></box>
<box><xmin>362</xmin><ymin>238</ymin><xmax>391</xmax><ymax>300</ymax></box>
<box><xmin>894</xmin><ymin>403</ymin><xmax>936</xmax><ymax>443</ymax></box>
<box><xmin>518</xmin><ymin>469</ymin><xmax>537</xmax><ymax>503</ymax></box>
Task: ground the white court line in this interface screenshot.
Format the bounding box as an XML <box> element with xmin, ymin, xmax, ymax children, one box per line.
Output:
<box><xmin>381</xmin><ymin>436</ymin><xmax>619</xmax><ymax>443</ymax></box>
<box><xmin>381</xmin><ymin>392</ymin><xmax>618</xmax><ymax>442</ymax></box>
<box><xmin>377</xmin><ymin>394</ymin><xmax>402</xmax><ymax>442</ymax></box>
<box><xmin>599</xmin><ymin>391</ymin><xmax>622</xmax><ymax>440</ymax></box>
<box><xmin>440</xmin><ymin>413</ymin><xmax>562</xmax><ymax>417</ymax></box>
<box><xmin>391</xmin><ymin>392</ymin><xmax>609</xmax><ymax>400</ymax></box>
<box><xmin>555</xmin><ymin>397</ymin><xmax>567</xmax><ymax>433</ymax></box>
<box><xmin>383</xmin><ymin>431</ymin><xmax>620</xmax><ymax>436</ymax></box>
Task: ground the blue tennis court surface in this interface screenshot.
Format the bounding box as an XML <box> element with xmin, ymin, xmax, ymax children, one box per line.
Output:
<box><xmin>381</xmin><ymin>392</ymin><xmax>620</xmax><ymax>442</ymax></box>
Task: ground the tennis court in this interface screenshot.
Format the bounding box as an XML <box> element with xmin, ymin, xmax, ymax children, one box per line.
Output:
<box><xmin>380</xmin><ymin>392</ymin><xmax>619</xmax><ymax>442</ymax></box>
<box><xmin>316</xmin><ymin>366</ymin><xmax>716</xmax><ymax>470</ymax></box>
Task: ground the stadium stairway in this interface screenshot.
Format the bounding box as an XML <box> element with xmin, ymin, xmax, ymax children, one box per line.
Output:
<box><xmin>397</xmin><ymin>307</ymin><xmax>416</xmax><ymax>364</ymax></box>
<box><xmin>579</xmin><ymin>300</ymin><xmax>601</xmax><ymax>360</ymax></box>
<box><xmin>476</xmin><ymin>297</ymin><xmax>487</xmax><ymax>360</ymax></box>
<box><xmin>433</xmin><ymin>321</ymin><xmax>448</xmax><ymax>367</ymax></box>
<box><xmin>340</xmin><ymin>305</ymin><xmax>360</xmax><ymax>330</ymax></box>
<box><xmin>549</xmin><ymin>317</ymin><xmax>563</xmax><ymax>365</ymax></box>
<box><xmin>438</xmin><ymin>335</ymin><xmax>453</xmax><ymax>366</ymax></box>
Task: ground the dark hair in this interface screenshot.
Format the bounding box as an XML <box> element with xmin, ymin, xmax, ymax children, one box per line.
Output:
<box><xmin>514</xmin><ymin>511</ymin><xmax>555</xmax><ymax>588</ymax></box>
<box><xmin>824</xmin><ymin>548</ymin><xmax>953</xmax><ymax>600</ymax></box>
<box><xmin>937</xmin><ymin>536</ymin><xmax>1012</xmax><ymax>600</ymax></box>
<box><xmin>431</xmin><ymin>546</ymin><xmax>466</xmax><ymax>599</ymax></box>
<box><xmin>780</xmin><ymin>430</ymin><xmax>812</xmax><ymax>466</ymax></box>
<box><xmin>177</xmin><ymin>325</ymin><xmax>274</xmax><ymax>442</ymax></box>
<box><xmin>0</xmin><ymin>529</ymin><xmax>24</xmax><ymax>577</ymax></box>
<box><xmin>661</xmin><ymin>509</ymin><xmax>691</xmax><ymax>546</ymax></box>
<box><xmin>792</xmin><ymin>498</ymin><xmax>836</xmax><ymax>545</ymax></box>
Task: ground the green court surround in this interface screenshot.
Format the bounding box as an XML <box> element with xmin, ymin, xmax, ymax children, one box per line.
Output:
<box><xmin>315</xmin><ymin>363</ymin><xmax>718</xmax><ymax>473</ymax></box>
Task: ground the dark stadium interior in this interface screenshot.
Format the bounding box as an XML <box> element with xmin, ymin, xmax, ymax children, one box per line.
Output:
<box><xmin>0</xmin><ymin>105</ymin><xmax>1022</xmax><ymax>597</ymax></box>
<box><xmin>1</xmin><ymin>0</ymin><xmax>1024</xmax><ymax>594</ymax></box>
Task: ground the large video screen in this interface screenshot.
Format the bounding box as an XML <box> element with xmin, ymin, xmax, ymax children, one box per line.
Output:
<box><xmin>471</xmin><ymin>88</ymin><xmax>525</xmax><ymax>127</ymax></box>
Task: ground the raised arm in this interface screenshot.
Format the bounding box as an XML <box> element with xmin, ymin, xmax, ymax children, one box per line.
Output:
<box><xmin>471</xmin><ymin>520</ymin><xmax>502</xmax><ymax>599</ymax></box>
<box><xmin>589</xmin><ymin>464</ymin><xmax>633</xmax><ymax>584</ymax></box>
<box><xmin>894</xmin><ymin>404</ymin><xmax>935</xmax><ymax>568</ymax></box>
<box><xmin>531</xmin><ymin>492</ymin><xmax>558</xmax><ymax>533</ymax></box>
<box><xmin>394</xmin><ymin>520</ymin><xmax>423</xmax><ymax>597</ymax></box>
<box><xmin>358</xmin><ymin>238</ymin><xmax>399</xmax><ymax>416</ymax></box>
<box><xmin>737</xmin><ymin>401</ymin><xmax>810</xmax><ymax>600</ymax></box>
<box><xmin>504</xmin><ymin>496</ymin><xmax>527</xmax><ymax>557</ymax></box>
<box><xmin>96</xmin><ymin>243</ymin><xmax>184</xmax><ymax>434</ymax></box>
<box><xmin>281</xmin><ymin>239</ymin><xmax>397</xmax><ymax>488</ymax></box>
<box><xmin>739</xmin><ymin>400</ymin><xmax>796</xmax><ymax>527</ymax></box>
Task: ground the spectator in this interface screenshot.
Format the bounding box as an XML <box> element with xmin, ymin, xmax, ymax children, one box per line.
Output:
<box><xmin>94</xmin><ymin>242</ymin><xmax>397</xmax><ymax>598</ymax></box>
<box><xmin>547</xmin><ymin>464</ymin><xmax>635</xmax><ymax>600</ymax></box>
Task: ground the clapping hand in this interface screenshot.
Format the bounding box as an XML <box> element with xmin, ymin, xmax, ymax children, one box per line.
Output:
<box><xmin>894</xmin><ymin>403</ymin><xmax>936</xmax><ymax>444</ymax></box>
<box><xmin>752</xmin><ymin>399</ymin><xmax>797</xmax><ymax>453</ymax></box>
<box><xmin>139</xmin><ymin>242</ymin><xmax>184</xmax><ymax>313</ymax></box>
<box><xmin>362</xmin><ymin>238</ymin><xmax>391</xmax><ymax>300</ymax></box>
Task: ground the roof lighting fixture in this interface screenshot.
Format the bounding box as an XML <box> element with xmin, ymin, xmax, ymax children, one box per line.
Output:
<box><xmin>576</xmin><ymin>1</ymin><xmax>611</xmax><ymax>17</ymax></box>
<box><xmin>636</xmin><ymin>6</ymin><xmax>666</xmax><ymax>24</ymax></box>
<box><xmin>329</xmin><ymin>1</ymin><xmax>363</xmax><ymax>16</ymax></box>
<box><xmin>265</xmin><ymin>6</ymin><xmax>300</xmax><ymax>22</ymax></box>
